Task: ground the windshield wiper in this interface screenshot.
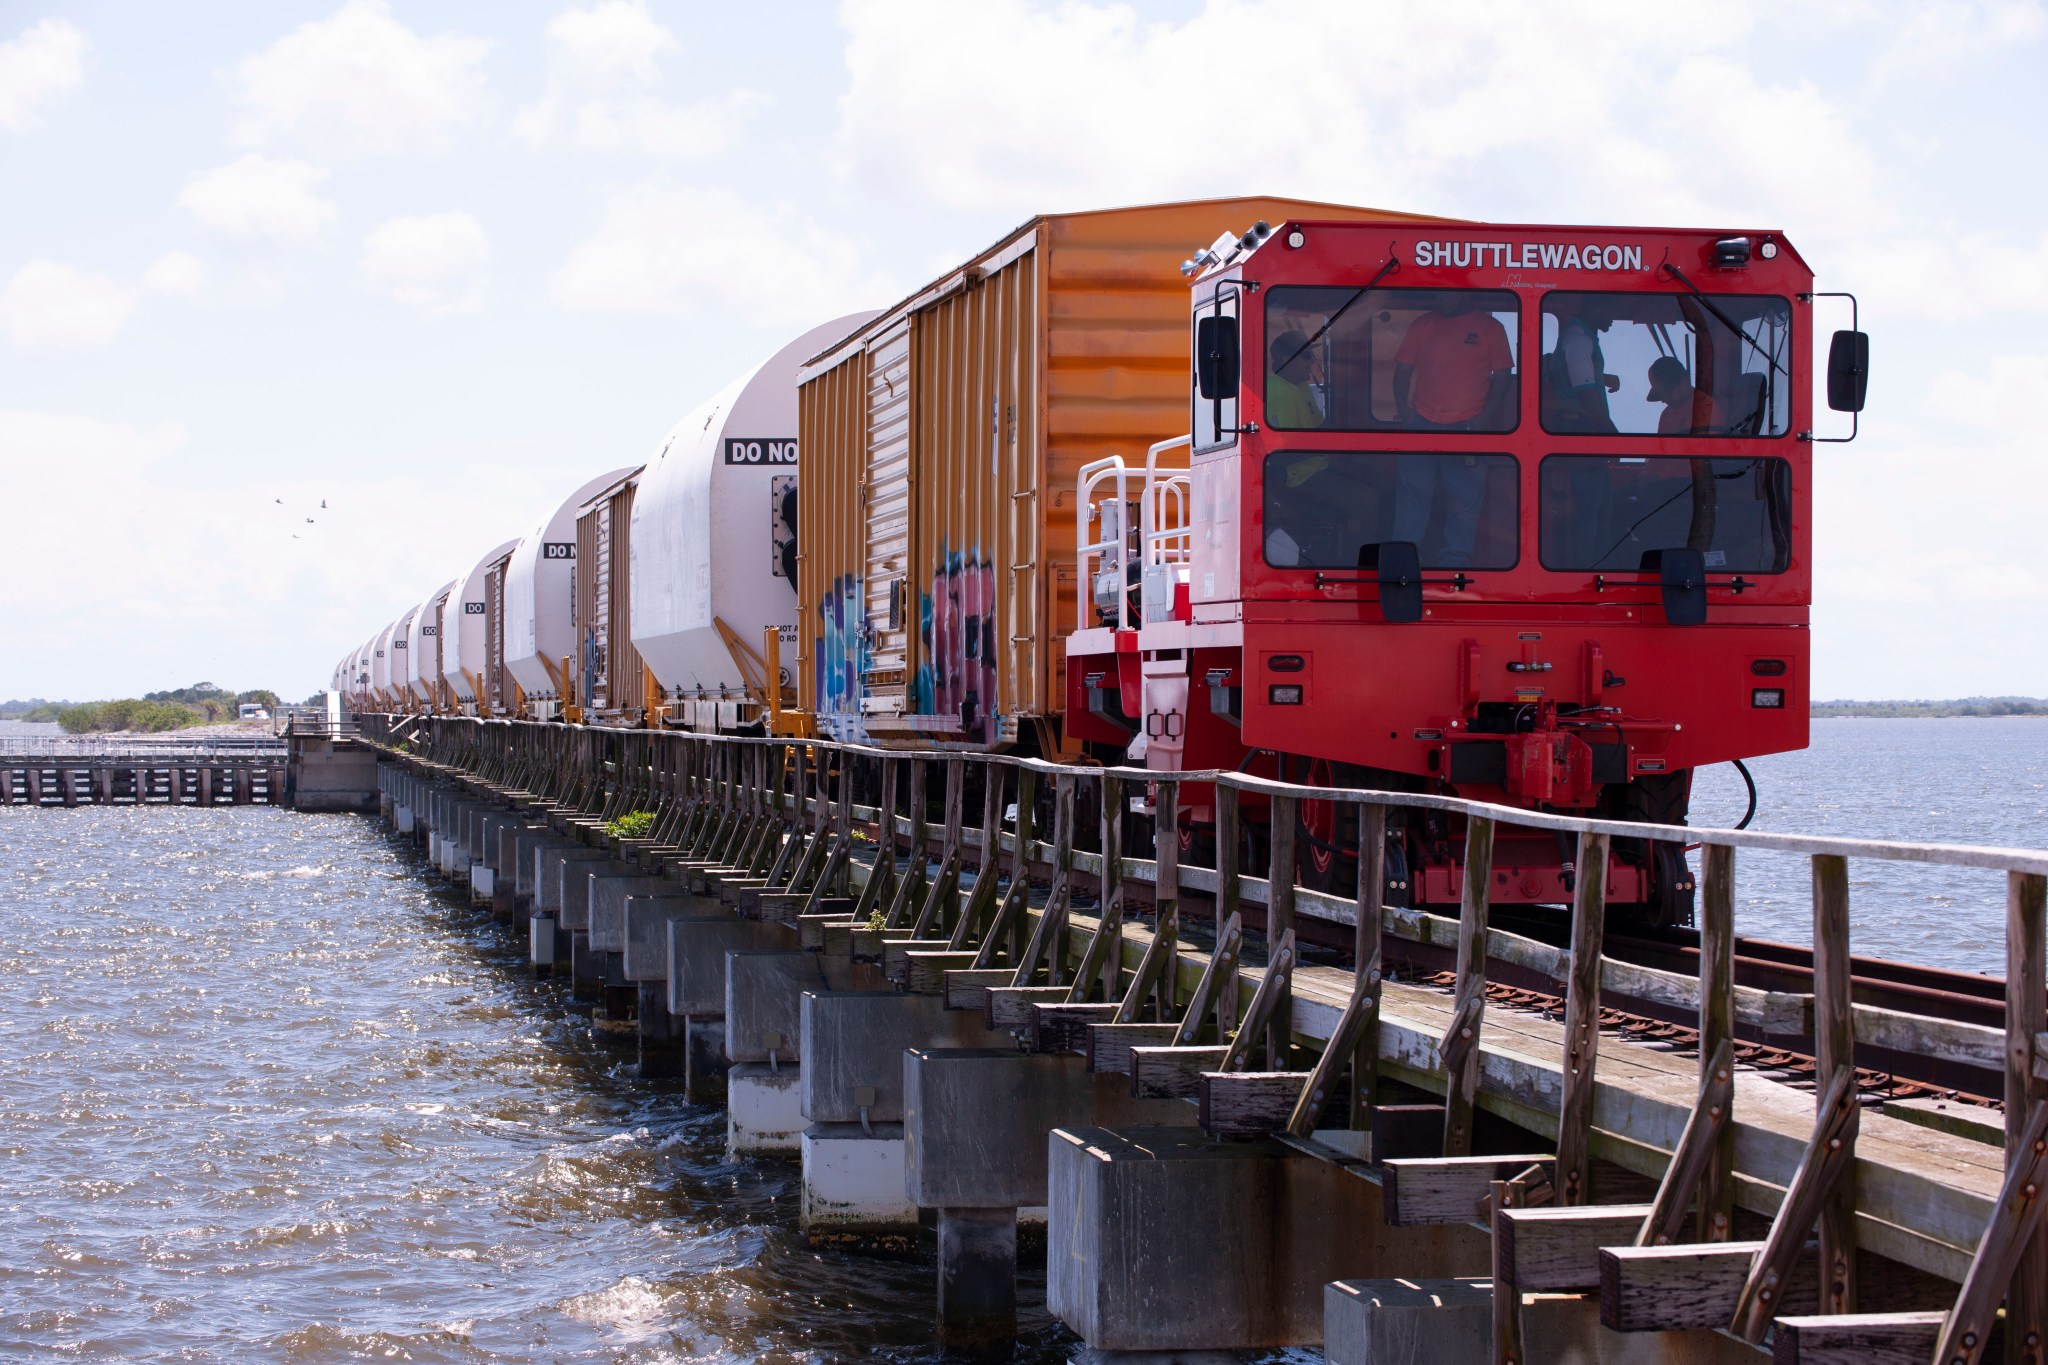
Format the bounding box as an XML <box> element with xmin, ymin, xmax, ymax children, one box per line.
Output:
<box><xmin>1272</xmin><ymin>252</ymin><xmax>1403</xmax><ymax>376</ymax></box>
<box><xmin>1660</xmin><ymin>262</ymin><xmax>1789</xmax><ymax>383</ymax></box>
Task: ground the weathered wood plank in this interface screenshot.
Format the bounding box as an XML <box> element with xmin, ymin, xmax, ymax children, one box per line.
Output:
<box><xmin>1086</xmin><ymin>1021</ymin><xmax>1179</xmax><ymax>1075</ymax></box>
<box><xmin>904</xmin><ymin>949</ymin><xmax>979</xmax><ymax>996</ymax></box>
<box><xmin>1557</xmin><ymin>828</ymin><xmax>1608</xmax><ymax>1206</ymax></box>
<box><xmin>1699</xmin><ymin>841</ymin><xmax>1737</xmax><ymax>1241</ymax></box>
<box><xmin>986</xmin><ymin>985</ymin><xmax>1070</xmax><ymax>1032</ymax></box>
<box><xmin>1351</xmin><ymin>801</ymin><xmax>1387</xmax><ymax>1131</ymax></box>
<box><xmin>1811</xmin><ymin>852</ymin><xmax>1858</xmax><ymax>1316</ymax></box>
<box><xmin>1130</xmin><ymin>1044</ymin><xmax>1229</xmax><ymax>1100</ymax></box>
<box><xmin>1499</xmin><ymin>1203</ymin><xmax>1656</xmax><ymax>1291</ymax></box>
<box><xmin>1030</xmin><ymin>1001</ymin><xmax>1119</xmax><ymax>1054</ymax></box>
<box><xmin>1198</xmin><ymin>1070</ymin><xmax>1307</xmax><ymax>1138</ymax></box>
<box><xmin>1770</xmin><ymin>1311</ymin><xmax>1947</xmax><ymax>1365</ymax></box>
<box><xmin>943</xmin><ymin>967</ymin><xmax>1013</xmax><ymax>1012</ymax></box>
<box><xmin>1600</xmin><ymin>1242</ymin><xmax>1818</xmax><ymax>1333</ymax></box>
<box><xmin>1443</xmin><ymin>816</ymin><xmax>1495</xmax><ymax>1156</ymax></box>
<box><xmin>1382</xmin><ymin>1155</ymin><xmax>1554</xmax><ymax>1227</ymax></box>
<box><xmin>2006</xmin><ymin>868</ymin><xmax>2048</xmax><ymax>1362</ymax></box>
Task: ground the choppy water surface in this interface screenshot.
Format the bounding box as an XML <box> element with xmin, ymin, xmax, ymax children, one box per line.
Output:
<box><xmin>1</xmin><ymin>721</ymin><xmax>2043</xmax><ymax>1362</ymax></box>
<box><xmin>1690</xmin><ymin>717</ymin><xmax>2048</xmax><ymax>975</ymax></box>
<box><xmin>0</xmin><ymin>809</ymin><xmax>1070</xmax><ymax>1363</ymax></box>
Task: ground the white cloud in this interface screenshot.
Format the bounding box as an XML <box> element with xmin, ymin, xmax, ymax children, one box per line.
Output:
<box><xmin>550</xmin><ymin>183</ymin><xmax>892</xmax><ymax>321</ymax></box>
<box><xmin>179</xmin><ymin>155</ymin><xmax>336</xmax><ymax>244</ymax></box>
<box><xmin>542</xmin><ymin>0</ymin><xmax>675</xmax><ymax>84</ymax></box>
<box><xmin>830</xmin><ymin>0</ymin><xmax>1889</xmax><ymax>238</ymax></box>
<box><xmin>360</xmin><ymin>212</ymin><xmax>491</xmax><ymax>316</ymax></box>
<box><xmin>231</xmin><ymin>0</ymin><xmax>490</xmax><ymax>156</ymax></box>
<box><xmin>0</xmin><ymin>260</ymin><xmax>136</xmax><ymax>352</ymax></box>
<box><xmin>1868</xmin><ymin>0</ymin><xmax>2047</xmax><ymax>87</ymax></box>
<box><xmin>514</xmin><ymin>0</ymin><xmax>764</xmax><ymax>157</ymax></box>
<box><xmin>1836</xmin><ymin>231</ymin><xmax>2048</xmax><ymax>320</ymax></box>
<box><xmin>0</xmin><ymin>18</ymin><xmax>87</xmax><ymax>132</ymax></box>
<box><xmin>1927</xmin><ymin>353</ymin><xmax>2048</xmax><ymax>428</ymax></box>
<box><xmin>142</xmin><ymin>251</ymin><xmax>207</xmax><ymax>298</ymax></box>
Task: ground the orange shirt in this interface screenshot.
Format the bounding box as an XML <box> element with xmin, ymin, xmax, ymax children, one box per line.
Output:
<box><xmin>1396</xmin><ymin>310</ymin><xmax>1513</xmax><ymax>424</ymax></box>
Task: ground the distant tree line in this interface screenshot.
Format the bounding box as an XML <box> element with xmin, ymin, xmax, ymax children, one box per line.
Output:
<box><xmin>1811</xmin><ymin>696</ymin><xmax>2048</xmax><ymax>718</ymax></box>
<box><xmin>2</xmin><ymin>682</ymin><xmax>284</xmax><ymax>732</ymax></box>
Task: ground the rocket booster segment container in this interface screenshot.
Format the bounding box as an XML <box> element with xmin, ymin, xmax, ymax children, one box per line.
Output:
<box><xmin>443</xmin><ymin>538</ymin><xmax>521</xmax><ymax>706</ymax></box>
<box><xmin>629</xmin><ymin>313</ymin><xmax>878</xmax><ymax>733</ymax></box>
<box><xmin>503</xmin><ymin>468</ymin><xmax>637</xmax><ymax>713</ymax></box>
<box><xmin>407</xmin><ymin>581</ymin><xmax>455</xmax><ymax>707</ymax></box>
<box><xmin>387</xmin><ymin>607</ymin><xmax>420</xmax><ymax>710</ymax></box>
<box><xmin>371</xmin><ymin>621</ymin><xmax>398</xmax><ymax>704</ymax></box>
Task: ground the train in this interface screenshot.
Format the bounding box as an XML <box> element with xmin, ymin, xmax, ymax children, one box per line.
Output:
<box><xmin>336</xmin><ymin>195</ymin><xmax>1868</xmax><ymax>924</ymax></box>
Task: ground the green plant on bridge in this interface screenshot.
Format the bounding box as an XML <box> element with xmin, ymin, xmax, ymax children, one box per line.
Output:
<box><xmin>605</xmin><ymin>809</ymin><xmax>656</xmax><ymax>841</ymax></box>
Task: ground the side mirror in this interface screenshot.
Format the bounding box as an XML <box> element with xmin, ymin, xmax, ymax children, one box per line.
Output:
<box><xmin>1195</xmin><ymin>315</ymin><xmax>1239</xmax><ymax>400</ymax></box>
<box><xmin>1826</xmin><ymin>329</ymin><xmax>1868</xmax><ymax>413</ymax></box>
<box><xmin>1368</xmin><ymin>541</ymin><xmax>1423</xmax><ymax>624</ymax></box>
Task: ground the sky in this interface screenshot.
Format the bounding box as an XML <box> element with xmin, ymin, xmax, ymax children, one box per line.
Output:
<box><xmin>1</xmin><ymin>0</ymin><xmax>2044</xmax><ymax>703</ymax></box>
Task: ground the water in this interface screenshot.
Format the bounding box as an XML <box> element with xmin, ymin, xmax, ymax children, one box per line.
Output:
<box><xmin>1</xmin><ymin>721</ymin><xmax>2041</xmax><ymax>1361</ymax></box>
<box><xmin>0</xmin><ymin>809</ymin><xmax>1070</xmax><ymax>1363</ymax></box>
<box><xmin>1690</xmin><ymin>717</ymin><xmax>2048</xmax><ymax>975</ymax></box>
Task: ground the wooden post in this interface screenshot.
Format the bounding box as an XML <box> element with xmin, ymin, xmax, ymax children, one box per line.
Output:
<box><xmin>1697</xmin><ymin>843</ymin><xmax>1737</xmax><ymax>1241</ymax></box>
<box><xmin>1287</xmin><ymin>799</ymin><xmax>1387</xmax><ymax>1139</ymax></box>
<box><xmin>1097</xmin><ymin>771</ymin><xmax>1124</xmax><ymax>1000</ymax></box>
<box><xmin>1010</xmin><ymin>773</ymin><xmax>1073</xmax><ymax>987</ymax></box>
<box><xmin>1267</xmin><ymin>791</ymin><xmax>1297</xmax><ymax>1067</ymax></box>
<box><xmin>1215</xmin><ymin>782</ymin><xmax>1242</xmax><ymax>1035</ymax></box>
<box><xmin>1811</xmin><ymin>853</ymin><xmax>1856</xmax><ymax>1315</ymax></box>
<box><xmin>1557</xmin><ymin>829</ymin><xmax>1608</xmax><ymax>1207</ymax></box>
<box><xmin>1153</xmin><ymin>778</ymin><xmax>1180</xmax><ymax>1018</ymax></box>
<box><xmin>1492</xmin><ymin>1179</ymin><xmax>1525</xmax><ymax>1365</ymax></box>
<box><xmin>1353</xmin><ymin>800</ymin><xmax>1387</xmax><ymax>1131</ymax></box>
<box><xmin>1442</xmin><ymin>816</ymin><xmax>1496</xmax><ymax>1157</ymax></box>
<box><xmin>2008</xmin><ymin>870</ymin><xmax>2048</xmax><ymax>1365</ymax></box>
<box><xmin>1006</xmin><ymin>768</ymin><xmax>1037</xmax><ymax>965</ymax></box>
<box><xmin>949</xmin><ymin>764</ymin><xmax>1006</xmax><ymax>951</ymax></box>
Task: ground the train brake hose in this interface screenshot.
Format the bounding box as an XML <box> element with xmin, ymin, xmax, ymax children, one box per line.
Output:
<box><xmin>1731</xmin><ymin>757</ymin><xmax>1758</xmax><ymax>830</ymax></box>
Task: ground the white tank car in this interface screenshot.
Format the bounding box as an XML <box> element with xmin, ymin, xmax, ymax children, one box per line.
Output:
<box><xmin>387</xmin><ymin>606</ymin><xmax>420</xmax><ymax>710</ymax></box>
<box><xmin>630</xmin><ymin>312</ymin><xmax>878</xmax><ymax>731</ymax></box>
<box><xmin>443</xmin><ymin>538</ymin><xmax>521</xmax><ymax>706</ymax></box>
<box><xmin>407</xmin><ymin>581</ymin><xmax>455</xmax><ymax>708</ymax></box>
<box><xmin>371</xmin><ymin>621</ymin><xmax>398</xmax><ymax>706</ymax></box>
<box><xmin>502</xmin><ymin>468</ymin><xmax>637</xmax><ymax>715</ymax></box>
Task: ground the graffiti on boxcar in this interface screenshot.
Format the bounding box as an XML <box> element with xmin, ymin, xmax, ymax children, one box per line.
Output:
<box><xmin>814</xmin><ymin>573</ymin><xmax>867</xmax><ymax>721</ymax></box>
<box><xmin>915</xmin><ymin>542</ymin><xmax>998</xmax><ymax>744</ymax></box>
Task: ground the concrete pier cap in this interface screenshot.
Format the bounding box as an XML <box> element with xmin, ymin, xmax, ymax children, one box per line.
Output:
<box><xmin>1046</xmin><ymin>1126</ymin><xmax>1487</xmax><ymax>1353</ymax></box>
<box><xmin>797</xmin><ymin>991</ymin><xmax>1011</xmax><ymax>1250</ymax></box>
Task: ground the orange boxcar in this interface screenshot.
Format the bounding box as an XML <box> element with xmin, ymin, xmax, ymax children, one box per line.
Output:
<box><xmin>796</xmin><ymin>196</ymin><xmax>1449</xmax><ymax>751</ymax></box>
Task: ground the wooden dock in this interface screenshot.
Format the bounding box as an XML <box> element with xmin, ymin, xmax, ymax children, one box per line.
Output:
<box><xmin>361</xmin><ymin>714</ymin><xmax>2048</xmax><ymax>1362</ymax></box>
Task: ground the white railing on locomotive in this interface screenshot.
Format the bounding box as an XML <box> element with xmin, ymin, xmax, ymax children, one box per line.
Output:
<box><xmin>1139</xmin><ymin>436</ymin><xmax>1192</xmax><ymax>627</ymax></box>
<box><xmin>1076</xmin><ymin>437</ymin><xmax>1193</xmax><ymax>632</ymax></box>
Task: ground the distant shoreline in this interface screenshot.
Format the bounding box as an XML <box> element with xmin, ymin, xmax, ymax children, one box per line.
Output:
<box><xmin>1812</xmin><ymin>698</ymin><xmax>2048</xmax><ymax>718</ymax></box>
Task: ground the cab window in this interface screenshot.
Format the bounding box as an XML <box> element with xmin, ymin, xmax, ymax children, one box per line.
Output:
<box><xmin>1540</xmin><ymin>292</ymin><xmax>1791</xmax><ymax>437</ymax></box>
<box><xmin>1264</xmin><ymin>288</ymin><xmax>1519</xmax><ymax>433</ymax></box>
<box><xmin>1539</xmin><ymin>455</ymin><xmax>1792</xmax><ymax>573</ymax></box>
<box><xmin>1263</xmin><ymin>450</ymin><xmax>1518</xmax><ymax>570</ymax></box>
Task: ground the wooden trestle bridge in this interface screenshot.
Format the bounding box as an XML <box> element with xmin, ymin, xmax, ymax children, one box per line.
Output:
<box><xmin>363</xmin><ymin>713</ymin><xmax>2047</xmax><ymax>1363</ymax></box>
